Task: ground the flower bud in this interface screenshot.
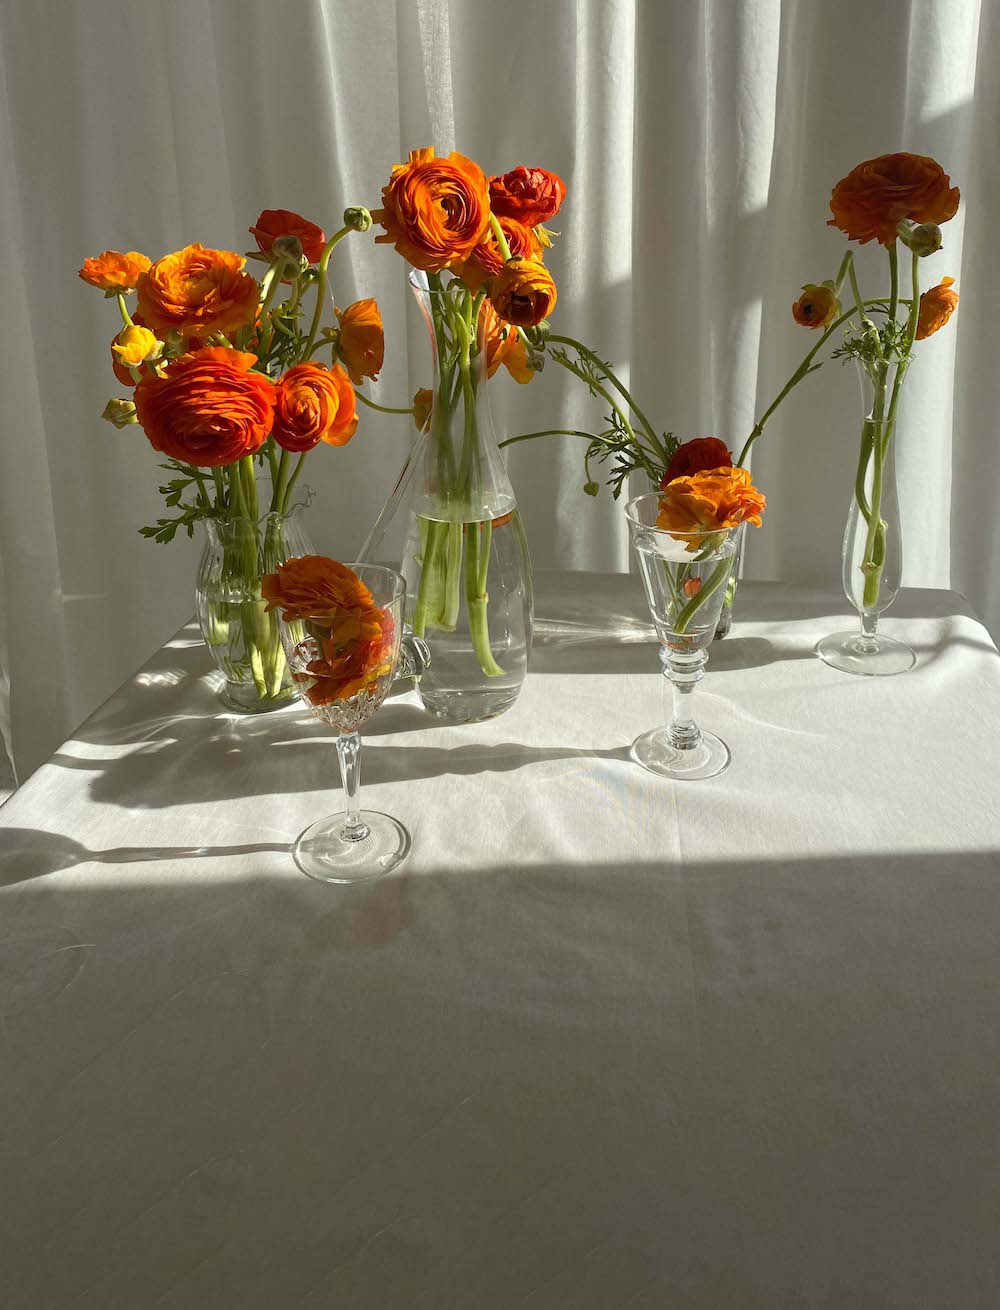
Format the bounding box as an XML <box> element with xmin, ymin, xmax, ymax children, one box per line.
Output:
<box><xmin>583</xmin><ymin>480</ymin><xmax>600</xmax><ymax>497</ymax></box>
<box><xmin>344</xmin><ymin>206</ymin><xmax>373</xmax><ymax>233</ymax></box>
<box><xmin>269</xmin><ymin>234</ymin><xmax>308</xmax><ymax>278</ymax></box>
<box><xmin>102</xmin><ymin>398</ymin><xmax>138</xmax><ymax>428</ymax></box>
<box><xmin>896</xmin><ymin>220</ymin><xmax>943</xmax><ymax>257</ymax></box>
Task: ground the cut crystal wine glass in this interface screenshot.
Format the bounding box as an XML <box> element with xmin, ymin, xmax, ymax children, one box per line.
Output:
<box><xmin>626</xmin><ymin>493</ymin><xmax>743</xmax><ymax>780</ymax></box>
<box><xmin>277</xmin><ymin>564</ymin><xmax>410</xmax><ymax>884</ymax></box>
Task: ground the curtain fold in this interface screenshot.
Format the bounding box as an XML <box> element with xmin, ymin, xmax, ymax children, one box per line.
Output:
<box><xmin>0</xmin><ymin>0</ymin><xmax>995</xmax><ymax>779</ymax></box>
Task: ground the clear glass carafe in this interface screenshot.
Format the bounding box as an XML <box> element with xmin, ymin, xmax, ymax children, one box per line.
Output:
<box><xmin>399</xmin><ymin>271</ymin><xmax>532</xmax><ymax>723</ymax></box>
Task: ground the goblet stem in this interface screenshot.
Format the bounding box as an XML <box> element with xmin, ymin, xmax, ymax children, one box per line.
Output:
<box><xmin>857</xmin><ymin>610</ymin><xmax>879</xmax><ymax>654</ymax></box>
<box><xmin>336</xmin><ymin>731</ymin><xmax>370</xmax><ymax>842</ymax></box>
<box><xmin>661</xmin><ymin>646</ymin><xmax>708</xmax><ymax>749</ymax></box>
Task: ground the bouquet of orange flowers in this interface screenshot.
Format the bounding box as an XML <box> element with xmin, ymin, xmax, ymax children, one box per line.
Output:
<box><xmin>367</xmin><ymin>150</ymin><xmax>563</xmax><ymax>718</ymax></box>
<box><xmin>80</xmin><ymin>206</ymin><xmax>386</xmax><ymax>710</ymax></box>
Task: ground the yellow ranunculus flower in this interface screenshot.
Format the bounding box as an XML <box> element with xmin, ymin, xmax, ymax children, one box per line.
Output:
<box><xmin>112</xmin><ymin>324</ymin><xmax>163</xmax><ymax>368</ymax></box>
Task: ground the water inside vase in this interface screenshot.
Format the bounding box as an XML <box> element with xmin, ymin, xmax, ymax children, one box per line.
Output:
<box><xmin>401</xmin><ymin>508</ymin><xmax>529</xmax><ymax>723</ymax></box>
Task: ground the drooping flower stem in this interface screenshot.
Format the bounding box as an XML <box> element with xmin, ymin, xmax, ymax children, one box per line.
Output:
<box><xmin>303</xmin><ymin>225</ymin><xmax>352</xmax><ymax>359</ymax></box>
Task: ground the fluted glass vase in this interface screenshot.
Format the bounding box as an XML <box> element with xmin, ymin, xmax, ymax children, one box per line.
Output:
<box><xmin>196</xmin><ymin>498</ymin><xmax>313</xmax><ymax>712</ymax></box>
<box><xmin>399</xmin><ymin>270</ymin><xmax>532</xmax><ymax>723</ymax></box>
<box><xmin>818</xmin><ymin>361</ymin><xmax>915</xmax><ymax>676</ymax></box>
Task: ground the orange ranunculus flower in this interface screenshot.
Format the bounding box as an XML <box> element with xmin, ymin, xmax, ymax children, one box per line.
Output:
<box><xmin>249</xmin><ymin>209</ymin><xmax>327</xmax><ymax>265</ymax></box>
<box><xmin>335</xmin><ymin>298</ymin><xmax>384</xmax><ymax>384</ymax></box>
<box><xmin>136</xmin><ymin>244</ymin><xmax>259</xmax><ymax>339</ymax></box>
<box><xmin>659</xmin><ymin>438</ymin><xmax>733</xmax><ymax>489</ymax></box>
<box><xmin>306</xmin><ymin>604</ymin><xmax>397</xmax><ymax>704</ymax></box>
<box><xmin>261</xmin><ymin>555</ymin><xmax>396</xmax><ymax>704</ymax></box>
<box><xmin>657</xmin><ymin>466</ymin><xmax>766</xmax><ymax>537</ymax></box>
<box><xmin>489</xmin><ymin>166</ymin><xmax>567</xmax><ymax>227</ymax></box>
<box><xmin>372</xmin><ymin>147</ymin><xmax>491</xmax><ymax>272</ymax></box>
<box><xmin>79</xmin><ymin>250</ymin><xmax>151</xmax><ymax>293</ymax></box>
<box><xmin>272</xmin><ymin>362</ymin><xmax>357</xmax><ymax>453</ymax></box>
<box><xmin>915</xmin><ymin>276</ymin><xmax>959</xmax><ymax>341</ymax></box>
<box><xmin>792</xmin><ymin>283</ymin><xmax>841</xmax><ymax>329</ymax></box>
<box><xmin>455</xmin><ymin>216</ymin><xmax>541</xmax><ymax>293</ymax></box>
<box><xmin>413</xmin><ymin>387</ymin><xmax>433</xmax><ymax>432</ymax></box>
<box><xmin>828</xmin><ymin>153</ymin><xmax>960</xmax><ymax>246</ymax></box>
<box><xmin>133</xmin><ymin>347</ymin><xmax>274</xmax><ymax>467</ymax></box>
<box><xmin>262</xmin><ymin>555</ymin><xmax>374</xmax><ymax>622</ymax></box>
<box><xmin>488</xmin><ymin>257</ymin><xmax>557</xmax><ymax>327</ymax></box>
<box><xmin>481</xmin><ymin>303</ymin><xmax>534</xmax><ymax>384</ymax></box>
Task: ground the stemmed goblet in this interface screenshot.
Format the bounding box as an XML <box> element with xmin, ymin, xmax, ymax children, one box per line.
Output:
<box><xmin>626</xmin><ymin>493</ymin><xmax>743</xmax><ymax>780</ymax></box>
<box><xmin>275</xmin><ymin>562</ymin><xmax>410</xmax><ymax>883</ymax></box>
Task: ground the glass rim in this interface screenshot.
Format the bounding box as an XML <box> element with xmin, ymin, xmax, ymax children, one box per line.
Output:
<box><xmin>624</xmin><ymin>492</ymin><xmax>745</xmax><ymax>539</ymax></box>
<box><xmin>345</xmin><ymin>562</ymin><xmax>406</xmax><ymax>604</ymax></box>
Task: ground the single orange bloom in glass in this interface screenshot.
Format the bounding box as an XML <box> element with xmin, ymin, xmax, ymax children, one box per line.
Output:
<box><xmin>489</xmin><ymin>167</ymin><xmax>567</xmax><ymax>227</ymax></box>
<box><xmin>335</xmin><ymin>298</ymin><xmax>384</xmax><ymax>384</ymax></box>
<box><xmin>79</xmin><ymin>250</ymin><xmax>151</xmax><ymax>293</ymax></box>
<box><xmin>249</xmin><ymin>209</ymin><xmax>327</xmax><ymax>265</ymax></box>
<box><xmin>828</xmin><ymin>153</ymin><xmax>960</xmax><ymax>246</ymax></box>
<box><xmin>272</xmin><ymin>362</ymin><xmax>357</xmax><ymax>453</ymax></box>
<box><xmin>262</xmin><ymin>555</ymin><xmax>396</xmax><ymax>705</ymax></box>
<box><xmin>455</xmin><ymin>216</ymin><xmax>541</xmax><ymax>293</ymax></box>
<box><xmin>659</xmin><ymin>437</ymin><xmax>733</xmax><ymax>488</ymax></box>
<box><xmin>307</xmin><ymin>605</ymin><xmax>397</xmax><ymax>704</ymax></box>
<box><xmin>488</xmin><ymin>257</ymin><xmax>557</xmax><ymax>327</ymax></box>
<box><xmin>657</xmin><ymin>466</ymin><xmax>766</xmax><ymax>537</ymax></box>
<box><xmin>373</xmin><ymin>147</ymin><xmax>491</xmax><ymax>272</ymax></box>
<box><xmin>133</xmin><ymin>347</ymin><xmax>274</xmax><ymax>467</ymax></box>
<box><xmin>915</xmin><ymin>276</ymin><xmax>959</xmax><ymax>340</ymax></box>
<box><xmin>792</xmin><ymin>284</ymin><xmax>841</xmax><ymax>329</ymax></box>
<box><xmin>136</xmin><ymin>244</ymin><xmax>259</xmax><ymax>339</ymax></box>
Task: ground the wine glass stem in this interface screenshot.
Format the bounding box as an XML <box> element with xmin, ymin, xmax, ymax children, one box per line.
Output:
<box><xmin>662</xmin><ymin>648</ymin><xmax>707</xmax><ymax>750</ymax></box>
<box><xmin>336</xmin><ymin>731</ymin><xmax>370</xmax><ymax>842</ymax></box>
<box><xmin>858</xmin><ymin>610</ymin><xmax>879</xmax><ymax>653</ymax></box>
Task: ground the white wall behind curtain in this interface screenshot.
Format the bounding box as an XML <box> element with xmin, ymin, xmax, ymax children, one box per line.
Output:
<box><xmin>0</xmin><ymin>0</ymin><xmax>996</xmax><ymax>780</ymax></box>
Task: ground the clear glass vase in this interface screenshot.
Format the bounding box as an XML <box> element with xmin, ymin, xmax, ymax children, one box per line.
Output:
<box><xmin>818</xmin><ymin>361</ymin><xmax>915</xmax><ymax>676</ymax></box>
<box><xmin>399</xmin><ymin>270</ymin><xmax>532</xmax><ymax>723</ymax></box>
<box><xmin>196</xmin><ymin>499</ymin><xmax>313</xmax><ymax>712</ymax></box>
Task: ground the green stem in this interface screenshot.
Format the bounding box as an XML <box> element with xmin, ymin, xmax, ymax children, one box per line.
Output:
<box><xmin>355</xmin><ymin>390</ymin><xmax>417</xmax><ymax>416</ymax></box>
<box><xmin>551</xmin><ymin>354</ymin><xmax>660</xmax><ymax>481</ymax></box>
<box><xmin>499</xmin><ymin>428</ymin><xmax>608</xmax><ymax>449</ymax></box>
<box><xmin>464</xmin><ymin>522</ymin><xmax>504</xmax><ymax>676</ymax></box>
<box><xmin>116</xmin><ymin>293</ymin><xmax>133</xmax><ymax>328</ymax></box>
<box><xmin>303</xmin><ymin>225</ymin><xmax>351</xmax><ymax>359</ymax></box>
<box><xmin>547</xmin><ymin>334</ymin><xmax>661</xmax><ymax>450</ymax></box>
<box><xmin>887</xmin><ymin>242</ymin><xmax>899</xmax><ymax>326</ymax></box>
<box><xmin>412</xmin><ymin>519</ymin><xmax>446</xmax><ymax>636</ymax></box>
<box><xmin>488</xmin><ymin>214</ymin><xmax>513</xmax><ymax>261</ymax></box>
<box><xmin>282</xmin><ymin>452</ymin><xmax>308</xmax><ymax>509</ymax></box>
<box><xmin>271</xmin><ymin>448</ymin><xmax>290</xmax><ymax>513</ymax></box>
<box><xmin>673</xmin><ymin>555</ymin><xmax>735</xmax><ymax>634</ymax></box>
<box><xmin>736</xmin><ymin>297</ymin><xmax>893</xmax><ymax>467</ymax></box>
<box><xmin>441</xmin><ymin>522</ymin><xmax>463</xmax><ymax>629</ymax></box>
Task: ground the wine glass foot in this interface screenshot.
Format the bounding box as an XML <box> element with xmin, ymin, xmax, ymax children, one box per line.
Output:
<box><xmin>631</xmin><ymin>727</ymin><xmax>731</xmax><ymax>780</ymax></box>
<box><xmin>816</xmin><ymin>631</ymin><xmax>916</xmax><ymax>677</ymax></box>
<box><xmin>293</xmin><ymin>811</ymin><xmax>411</xmax><ymax>884</ymax></box>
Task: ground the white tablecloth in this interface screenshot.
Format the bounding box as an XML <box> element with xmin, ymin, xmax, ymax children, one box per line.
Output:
<box><xmin>3</xmin><ymin>573</ymin><xmax>1000</xmax><ymax>1308</ymax></box>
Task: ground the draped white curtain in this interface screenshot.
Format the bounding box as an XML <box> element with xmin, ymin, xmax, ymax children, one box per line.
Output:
<box><xmin>1</xmin><ymin>0</ymin><xmax>996</xmax><ymax>780</ymax></box>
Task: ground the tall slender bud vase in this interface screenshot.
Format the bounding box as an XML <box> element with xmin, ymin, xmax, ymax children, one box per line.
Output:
<box><xmin>400</xmin><ymin>271</ymin><xmax>532</xmax><ymax>722</ymax></box>
<box><xmin>818</xmin><ymin>361</ymin><xmax>915</xmax><ymax>676</ymax></box>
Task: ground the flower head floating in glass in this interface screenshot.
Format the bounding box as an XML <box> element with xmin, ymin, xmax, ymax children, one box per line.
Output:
<box><xmin>626</xmin><ymin>467</ymin><xmax>766</xmax><ymax>780</ymax></box>
<box><xmin>262</xmin><ymin>556</ymin><xmax>409</xmax><ymax>883</ymax></box>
